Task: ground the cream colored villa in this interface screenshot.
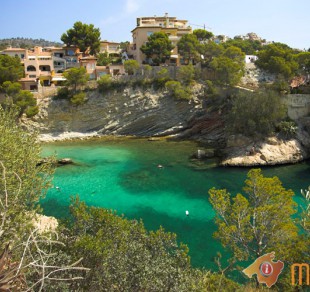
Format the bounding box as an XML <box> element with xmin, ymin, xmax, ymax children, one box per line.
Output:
<box><xmin>128</xmin><ymin>13</ymin><xmax>192</xmax><ymax>65</ymax></box>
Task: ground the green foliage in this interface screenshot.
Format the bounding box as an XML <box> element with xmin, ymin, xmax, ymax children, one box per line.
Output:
<box><xmin>223</xmin><ymin>46</ymin><xmax>245</xmax><ymax>63</ymax></box>
<box><xmin>0</xmin><ymin>55</ymin><xmax>24</xmax><ymax>85</ymax></box>
<box><xmin>143</xmin><ymin>64</ymin><xmax>152</xmax><ymax>78</ymax></box>
<box><xmin>25</xmin><ymin>105</ymin><xmax>39</xmax><ymax>118</ymax></box>
<box><xmin>200</xmin><ymin>42</ymin><xmax>224</xmax><ymax>64</ymax></box>
<box><xmin>124</xmin><ymin>59</ymin><xmax>139</xmax><ymax>75</ymax></box>
<box><xmin>205</xmin><ymin>80</ymin><xmax>218</xmax><ymax>95</ymax></box>
<box><xmin>209</xmin><ymin>168</ymin><xmax>299</xmax><ymax>263</ymax></box>
<box><xmin>0</xmin><ymin>107</ymin><xmax>53</xmax><ymax>243</ymax></box>
<box><xmin>256</xmin><ymin>43</ymin><xmax>299</xmax><ymax>78</ymax></box>
<box><xmin>294</xmin><ymin>52</ymin><xmax>310</xmax><ymax>74</ymax></box>
<box><xmin>55</xmin><ymin>86</ymin><xmax>70</xmax><ymax>100</ymax></box>
<box><xmin>165</xmin><ymin>80</ymin><xmax>192</xmax><ymax>100</ymax></box>
<box><xmin>177</xmin><ymin>34</ymin><xmax>201</xmax><ymax>64</ymax></box>
<box><xmin>193</xmin><ymin>29</ymin><xmax>214</xmax><ymax>41</ymax></box>
<box><xmin>228</xmin><ymin>90</ymin><xmax>286</xmax><ymax>136</ymax></box>
<box><xmin>61</xmin><ymin>21</ymin><xmax>101</xmax><ymax>55</ymax></box>
<box><xmin>140</xmin><ymin>32</ymin><xmax>174</xmax><ymax>65</ymax></box>
<box><xmin>210</xmin><ymin>56</ymin><xmax>244</xmax><ymax>86</ymax></box>
<box><xmin>154</xmin><ymin>68</ymin><xmax>171</xmax><ymax>88</ymax></box>
<box><xmin>70</xmin><ymin>91</ymin><xmax>86</xmax><ymax>105</ymax></box>
<box><xmin>300</xmin><ymin>187</ymin><xmax>310</xmax><ymax>235</ymax></box>
<box><xmin>177</xmin><ymin>64</ymin><xmax>196</xmax><ymax>85</ymax></box>
<box><xmin>1</xmin><ymin>81</ymin><xmax>38</xmax><ymax>117</ymax></box>
<box><xmin>63</xmin><ymin>67</ymin><xmax>89</xmax><ymax>93</ymax></box>
<box><xmin>276</xmin><ymin>121</ymin><xmax>298</xmax><ymax>138</ymax></box>
<box><xmin>96</xmin><ymin>52</ymin><xmax>111</xmax><ymax>66</ymax></box>
<box><xmin>1</xmin><ymin>80</ymin><xmax>22</xmax><ymax>95</ymax></box>
<box><xmin>97</xmin><ymin>74</ymin><xmax>113</xmax><ymax>93</ymax></box>
<box><xmin>63</xmin><ymin>197</ymin><xmax>235</xmax><ymax>291</ymax></box>
<box><xmin>224</xmin><ymin>38</ymin><xmax>263</xmax><ymax>55</ymax></box>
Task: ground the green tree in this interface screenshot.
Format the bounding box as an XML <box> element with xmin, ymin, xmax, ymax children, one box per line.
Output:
<box><xmin>177</xmin><ymin>64</ymin><xmax>196</xmax><ymax>85</ymax></box>
<box><xmin>209</xmin><ymin>168</ymin><xmax>299</xmax><ymax>263</ymax></box>
<box><xmin>210</xmin><ymin>56</ymin><xmax>244</xmax><ymax>86</ymax></box>
<box><xmin>193</xmin><ymin>29</ymin><xmax>214</xmax><ymax>42</ymax></box>
<box><xmin>124</xmin><ymin>59</ymin><xmax>139</xmax><ymax>75</ymax></box>
<box><xmin>97</xmin><ymin>74</ymin><xmax>113</xmax><ymax>93</ymax></box>
<box><xmin>63</xmin><ymin>67</ymin><xmax>89</xmax><ymax>93</ymax></box>
<box><xmin>0</xmin><ymin>55</ymin><xmax>24</xmax><ymax>85</ymax></box>
<box><xmin>140</xmin><ymin>32</ymin><xmax>174</xmax><ymax>65</ymax></box>
<box><xmin>177</xmin><ymin>34</ymin><xmax>201</xmax><ymax>64</ymax></box>
<box><xmin>228</xmin><ymin>90</ymin><xmax>286</xmax><ymax>136</ymax></box>
<box><xmin>294</xmin><ymin>52</ymin><xmax>310</xmax><ymax>74</ymax></box>
<box><xmin>223</xmin><ymin>46</ymin><xmax>245</xmax><ymax>63</ymax></box>
<box><xmin>63</xmin><ymin>197</ymin><xmax>237</xmax><ymax>291</ymax></box>
<box><xmin>256</xmin><ymin>43</ymin><xmax>299</xmax><ymax>78</ymax></box>
<box><xmin>200</xmin><ymin>42</ymin><xmax>224</xmax><ymax>64</ymax></box>
<box><xmin>1</xmin><ymin>81</ymin><xmax>38</xmax><ymax>117</ymax></box>
<box><xmin>61</xmin><ymin>21</ymin><xmax>101</xmax><ymax>55</ymax></box>
<box><xmin>0</xmin><ymin>106</ymin><xmax>53</xmax><ymax>243</ymax></box>
<box><xmin>224</xmin><ymin>38</ymin><xmax>263</xmax><ymax>55</ymax></box>
<box><xmin>0</xmin><ymin>108</ymin><xmax>88</xmax><ymax>290</ymax></box>
<box><xmin>70</xmin><ymin>91</ymin><xmax>86</xmax><ymax>105</ymax></box>
<box><xmin>96</xmin><ymin>52</ymin><xmax>112</xmax><ymax>66</ymax></box>
<box><xmin>165</xmin><ymin>80</ymin><xmax>191</xmax><ymax>100</ymax></box>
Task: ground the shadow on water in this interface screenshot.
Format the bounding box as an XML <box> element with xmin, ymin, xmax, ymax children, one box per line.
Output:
<box><xmin>40</xmin><ymin>198</ymin><xmax>70</xmax><ymax>219</ymax></box>
<box><xmin>125</xmin><ymin>205</ymin><xmax>227</xmax><ymax>271</ymax></box>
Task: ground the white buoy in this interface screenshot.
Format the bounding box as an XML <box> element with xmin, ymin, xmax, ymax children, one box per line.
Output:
<box><xmin>157</xmin><ymin>164</ymin><xmax>163</xmax><ymax>169</ymax></box>
<box><xmin>185</xmin><ymin>210</ymin><xmax>189</xmax><ymax>216</ymax></box>
<box><xmin>56</xmin><ymin>186</ymin><xmax>60</xmax><ymax>191</ymax></box>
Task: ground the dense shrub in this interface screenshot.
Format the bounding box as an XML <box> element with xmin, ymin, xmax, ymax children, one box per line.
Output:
<box><xmin>228</xmin><ymin>90</ymin><xmax>287</xmax><ymax>137</ymax></box>
<box><xmin>54</xmin><ymin>86</ymin><xmax>70</xmax><ymax>99</ymax></box>
<box><xmin>70</xmin><ymin>91</ymin><xmax>86</xmax><ymax>105</ymax></box>
<box><xmin>165</xmin><ymin>80</ymin><xmax>192</xmax><ymax>100</ymax></box>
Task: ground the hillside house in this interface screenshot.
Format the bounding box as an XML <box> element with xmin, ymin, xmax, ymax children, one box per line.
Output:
<box><xmin>128</xmin><ymin>13</ymin><xmax>192</xmax><ymax>65</ymax></box>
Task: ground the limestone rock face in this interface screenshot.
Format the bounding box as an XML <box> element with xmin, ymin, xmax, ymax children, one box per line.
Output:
<box><xmin>221</xmin><ymin>137</ymin><xmax>306</xmax><ymax>166</ymax></box>
<box><xmin>23</xmin><ymin>88</ymin><xmax>203</xmax><ymax>138</ymax></box>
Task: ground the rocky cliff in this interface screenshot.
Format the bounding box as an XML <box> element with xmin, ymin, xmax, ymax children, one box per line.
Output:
<box><xmin>23</xmin><ymin>86</ymin><xmax>310</xmax><ymax>166</ymax></box>
<box><xmin>23</xmin><ymin>86</ymin><xmax>223</xmax><ymax>142</ymax></box>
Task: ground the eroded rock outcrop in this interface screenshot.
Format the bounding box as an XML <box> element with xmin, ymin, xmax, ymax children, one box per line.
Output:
<box><xmin>23</xmin><ymin>87</ymin><xmax>205</xmax><ymax>138</ymax></box>
<box><xmin>221</xmin><ymin>135</ymin><xmax>308</xmax><ymax>166</ymax></box>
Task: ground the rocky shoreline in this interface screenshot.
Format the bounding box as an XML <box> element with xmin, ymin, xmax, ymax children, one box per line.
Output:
<box><xmin>27</xmin><ymin>87</ymin><xmax>310</xmax><ymax>167</ymax></box>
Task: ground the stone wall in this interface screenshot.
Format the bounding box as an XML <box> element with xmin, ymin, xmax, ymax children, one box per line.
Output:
<box><xmin>283</xmin><ymin>94</ymin><xmax>310</xmax><ymax>120</ymax></box>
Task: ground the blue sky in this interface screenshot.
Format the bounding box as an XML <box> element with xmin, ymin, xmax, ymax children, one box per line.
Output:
<box><xmin>1</xmin><ymin>0</ymin><xmax>309</xmax><ymax>50</ymax></box>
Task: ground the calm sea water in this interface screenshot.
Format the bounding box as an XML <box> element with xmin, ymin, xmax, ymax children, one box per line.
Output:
<box><xmin>41</xmin><ymin>138</ymin><xmax>310</xmax><ymax>275</ymax></box>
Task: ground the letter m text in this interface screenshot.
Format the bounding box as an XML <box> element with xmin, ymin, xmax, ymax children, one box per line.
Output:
<box><xmin>291</xmin><ymin>263</ymin><xmax>310</xmax><ymax>286</ymax></box>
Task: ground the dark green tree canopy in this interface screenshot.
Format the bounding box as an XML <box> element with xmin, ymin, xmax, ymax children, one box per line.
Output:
<box><xmin>209</xmin><ymin>168</ymin><xmax>299</xmax><ymax>262</ymax></box>
<box><xmin>0</xmin><ymin>55</ymin><xmax>24</xmax><ymax>85</ymax></box>
<box><xmin>177</xmin><ymin>34</ymin><xmax>201</xmax><ymax>64</ymax></box>
<box><xmin>223</xmin><ymin>38</ymin><xmax>263</xmax><ymax>55</ymax></box>
<box><xmin>193</xmin><ymin>29</ymin><xmax>214</xmax><ymax>41</ymax></box>
<box><xmin>255</xmin><ymin>43</ymin><xmax>299</xmax><ymax>78</ymax></box>
<box><xmin>63</xmin><ymin>67</ymin><xmax>89</xmax><ymax>93</ymax></box>
<box><xmin>227</xmin><ymin>90</ymin><xmax>286</xmax><ymax>136</ymax></box>
<box><xmin>140</xmin><ymin>32</ymin><xmax>174</xmax><ymax>65</ymax></box>
<box><xmin>61</xmin><ymin>21</ymin><xmax>101</xmax><ymax>55</ymax></box>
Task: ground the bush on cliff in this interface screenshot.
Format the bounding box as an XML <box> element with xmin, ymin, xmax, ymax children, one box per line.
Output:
<box><xmin>227</xmin><ymin>90</ymin><xmax>286</xmax><ymax>137</ymax></box>
<box><xmin>165</xmin><ymin>80</ymin><xmax>192</xmax><ymax>100</ymax></box>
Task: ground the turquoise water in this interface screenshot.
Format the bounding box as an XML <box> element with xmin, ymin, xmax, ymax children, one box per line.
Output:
<box><xmin>41</xmin><ymin>138</ymin><xmax>310</xmax><ymax>274</ymax></box>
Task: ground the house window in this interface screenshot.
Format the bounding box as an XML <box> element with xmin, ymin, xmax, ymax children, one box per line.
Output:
<box><xmin>21</xmin><ymin>54</ymin><xmax>24</xmax><ymax>59</ymax></box>
<box><xmin>27</xmin><ymin>65</ymin><xmax>36</xmax><ymax>71</ymax></box>
<box><xmin>29</xmin><ymin>75</ymin><xmax>36</xmax><ymax>78</ymax></box>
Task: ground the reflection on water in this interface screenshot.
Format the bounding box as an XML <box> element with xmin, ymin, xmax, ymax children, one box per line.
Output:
<box><xmin>41</xmin><ymin>139</ymin><xmax>310</xmax><ymax>269</ymax></box>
